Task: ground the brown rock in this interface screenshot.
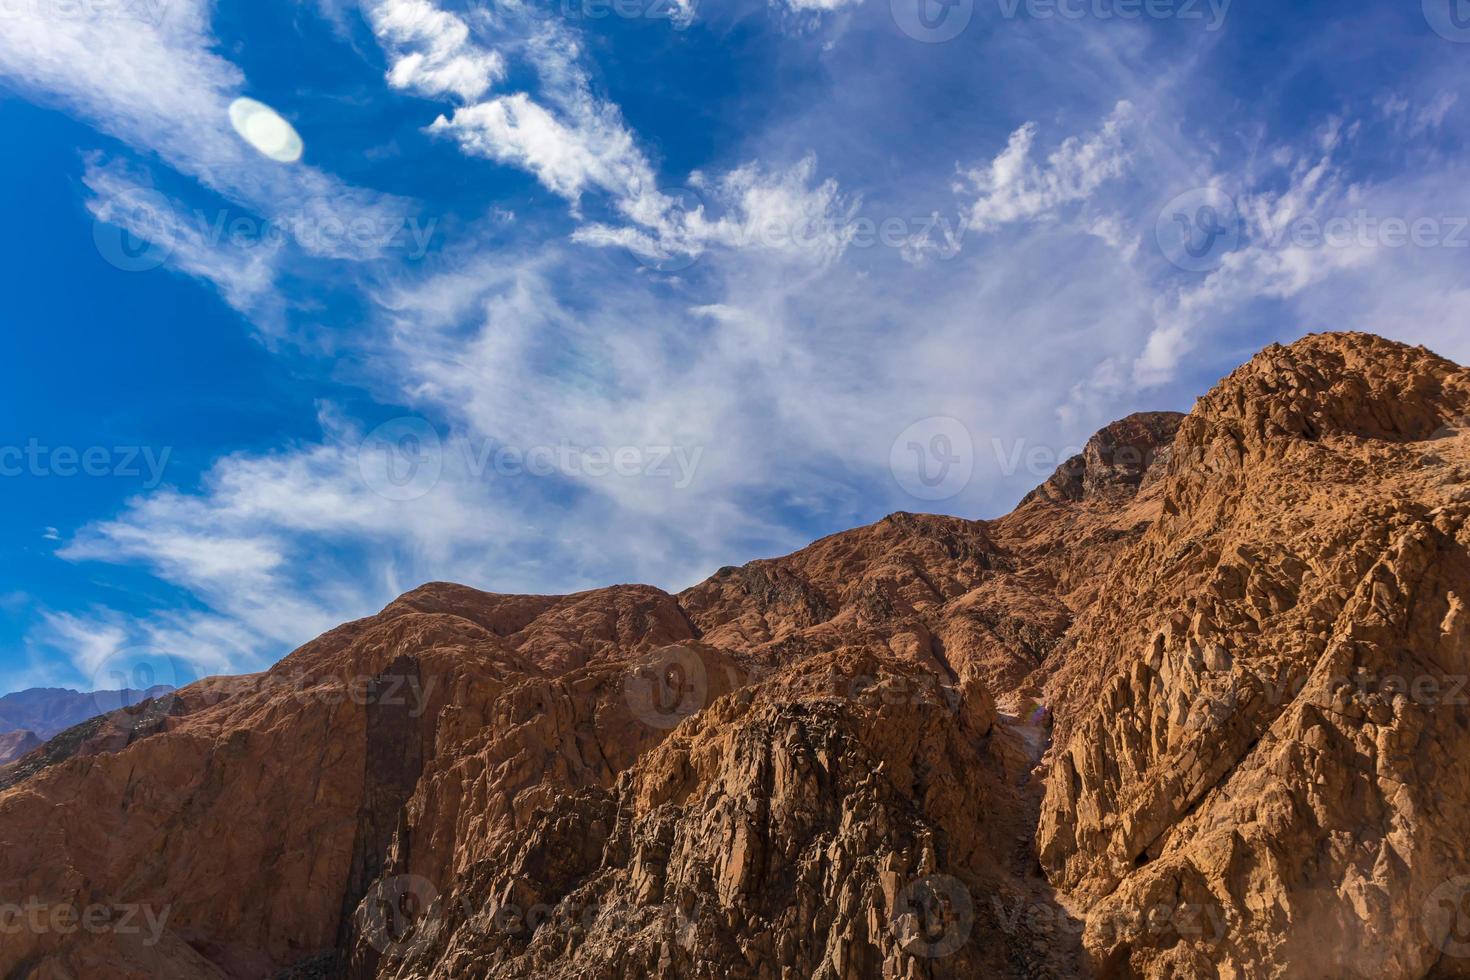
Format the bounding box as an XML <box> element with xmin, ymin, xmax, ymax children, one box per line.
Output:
<box><xmin>2</xmin><ymin>331</ymin><xmax>1466</xmax><ymax>980</ymax></box>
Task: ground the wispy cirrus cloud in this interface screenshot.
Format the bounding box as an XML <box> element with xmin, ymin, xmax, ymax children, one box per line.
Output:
<box><xmin>959</xmin><ymin>100</ymin><xmax>1137</xmax><ymax>234</ymax></box>
<box><xmin>11</xmin><ymin>0</ymin><xmax>1470</xmax><ymax>693</ymax></box>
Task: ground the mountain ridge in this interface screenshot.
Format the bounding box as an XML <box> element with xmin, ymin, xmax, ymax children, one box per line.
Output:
<box><xmin>2</xmin><ymin>331</ymin><xmax>1467</xmax><ymax>979</ymax></box>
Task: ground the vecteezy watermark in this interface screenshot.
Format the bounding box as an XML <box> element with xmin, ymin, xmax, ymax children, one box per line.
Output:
<box><xmin>357</xmin><ymin>417</ymin><xmax>706</xmax><ymax>502</ymax></box>
<box><xmin>0</xmin><ymin>0</ymin><xmax>169</xmax><ymax>25</ymax></box>
<box><xmin>355</xmin><ymin>875</ymin><xmax>441</xmax><ymax>957</ymax></box>
<box><xmin>893</xmin><ymin>0</ymin><xmax>1227</xmax><ymax>41</ymax></box>
<box><xmin>1171</xmin><ymin>661</ymin><xmax>1470</xmax><ymax>733</ymax></box>
<box><xmin>995</xmin><ymin>0</ymin><xmax>1230</xmax><ymax>29</ymax></box>
<box><xmin>890</xmin><ymin>874</ymin><xmax>974</xmax><ymax>958</ymax></box>
<box><xmin>990</xmin><ymin>893</ymin><xmax>1226</xmax><ymax>943</ymax></box>
<box><xmin>355</xmin><ymin>875</ymin><xmax>694</xmax><ymax>956</ymax></box>
<box><xmin>726</xmin><ymin>212</ymin><xmax>969</xmax><ymax>258</ymax></box>
<box><xmin>222</xmin><ymin>671</ymin><xmax>441</xmax><ymax>719</ymax></box>
<box><xmin>358</xmin><ymin>418</ymin><xmax>443</xmax><ymax>502</ymax></box>
<box><xmin>1155</xmin><ymin>188</ymin><xmax>1243</xmax><ymax>273</ymax></box>
<box><xmin>560</xmin><ymin>0</ymin><xmax>693</xmax><ymax>29</ymax></box>
<box><xmin>474</xmin><ymin>897</ymin><xmax>695</xmax><ymax>941</ymax></box>
<box><xmin>1424</xmin><ymin>0</ymin><xmax>1470</xmax><ymax>42</ymax></box>
<box><xmin>891</xmin><ymin>0</ymin><xmax>975</xmax><ymax>42</ymax></box>
<box><xmin>890</xmin><ymin>417</ymin><xmax>975</xmax><ymax>502</ymax></box>
<box><xmin>624</xmin><ymin>645</ymin><xmax>710</xmax><ymax>730</ymax></box>
<box><xmin>92</xmin><ymin>187</ymin><xmax>440</xmax><ymax>273</ymax></box>
<box><xmin>1424</xmin><ymin>876</ymin><xmax>1470</xmax><ymax>958</ymax></box>
<box><xmin>0</xmin><ymin>440</ymin><xmax>172</xmax><ymax>489</ymax></box>
<box><xmin>626</xmin><ymin>188</ymin><xmax>973</xmax><ymax>273</ymax></box>
<box><xmin>631</xmin><ymin>187</ymin><xmax>706</xmax><ymax>273</ymax></box>
<box><xmin>0</xmin><ymin>900</ymin><xmax>172</xmax><ymax>946</ymax></box>
<box><xmin>1157</xmin><ymin>188</ymin><xmax>1470</xmax><ymax>273</ymax></box>
<box><xmin>88</xmin><ymin>649</ymin><xmax>194</xmax><ymax>719</ymax></box>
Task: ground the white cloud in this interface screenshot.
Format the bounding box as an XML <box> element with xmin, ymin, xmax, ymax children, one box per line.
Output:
<box><xmin>959</xmin><ymin>101</ymin><xmax>1137</xmax><ymax>234</ymax></box>
<box><xmin>365</xmin><ymin>0</ymin><xmax>506</xmax><ymax>101</ymax></box>
<box><xmin>83</xmin><ymin>160</ymin><xmax>285</xmax><ymax>320</ymax></box>
<box><xmin>0</xmin><ymin>0</ymin><xmax>421</xmax><ymax>284</ymax></box>
<box><xmin>432</xmin><ymin>93</ymin><xmax>652</xmax><ymax>204</ymax></box>
<box><xmin>778</xmin><ymin>0</ymin><xmax>865</xmax><ymax>10</ymax></box>
<box><xmin>24</xmin><ymin>0</ymin><xmax>1470</xmax><ymax>689</ymax></box>
<box><xmin>36</xmin><ymin>613</ymin><xmax>128</xmax><ymax>678</ymax></box>
<box><xmin>574</xmin><ymin>155</ymin><xmax>861</xmax><ymax>267</ymax></box>
<box><xmin>1133</xmin><ymin>122</ymin><xmax>1377</xmax><ymax>386</ymax></box>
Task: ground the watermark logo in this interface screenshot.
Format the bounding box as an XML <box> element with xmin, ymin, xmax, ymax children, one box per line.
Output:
<box><xmin>0</xmin><ymin>0</ymin><xmax>170</xmax><ymax>25</ymax></box>
<box><xmin>995</xmin><ymin>0</ymin><xmax>1230</xmax><ymax>30</ymax></box>
<box><xmin>890</xmin><ymin>874</ymin><xmax>973</xmax><ymax>958</ymax></box>
<box><xmin>890</xmin><ymin>417</ymin><xmax>974</xmax><ymax>502</ymax></box>
<box><xmin>477</xmin><ymin>897</ymin><xmax>695</xmax><ymax>941</ymax></box>
<box><xmin>1425</xmin><ymin>0</ymin><xmax>1470</xmax><ymax>42</ymax></box>
<box><xmin>0</xmin><ymin>440</ymin><xmax>172</xmax><ymax>488</ymax></box>
<box><xmin>624</xmin><ymin>645</ymin><xmax>709</xmax><ymax>730</ymax></box>
<box><xmin>355</xmin><ymin>874</ymin><xmax>441</xmax><ymax>956</ymax></box>
<box><xmin>560</xmin><ymin>0</ymin><xmax>694</xmax><ymax>30</ymax></box>
<box><xmin>0</xmin><ymin>900</ymin><xmax>172</xmax><ymax>946</ymax></box>
<box><xmin>93</xmin><ymin>188</ymin><xmax>175</xmax><ymax>273</ymax></box>
<box><xmin>1178</xmin><ymin>664</ymin><xmax>1237</xmax><ymax>731</ymax></box>
<box><xmin>273</xmin><ymin>672</ymin><xmax>441</xmax><ymax>718</ymax></box>
<box><xmin>1424</xmin><ymin>876</ymin><xmax>1470</xmax><ymax>958</ymax></box>
<box><xmin>88</xmin><ymin>648</ymin><xmax>192</xmax><ymax>719</ymax></box>
<box><xmin>631</xmin><ymin>186</ymin><xmax>707</xmax><ymax>273</ymax></box>
<box><xmin>891</xmin><ymin>0</ymin><xmax>973</xmax><ymax>43</ymax></box>
<box><xmin>357</xmin><ymin>417</ymin><xmax>707</xmax><ymax>501</ymax></box>
<box><xmin>92</xmin><ymin>186</ymin><xmax>440</xmax><ymax>273</ymax></box>
<box><xmin>358</xmin><ymin>418</ymin><xmax>445</xmax><ymax>502</ymax></box>
<box><xmin>1156</xmin><ymin>188</ymin><xmax>1241</xmax><ymax>273</ymax></box>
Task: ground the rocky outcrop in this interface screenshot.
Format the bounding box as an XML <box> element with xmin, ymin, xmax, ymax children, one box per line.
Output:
<box><xmin>2</xmin><ymin>332</ymin><xmax>1467</xmax><ymax>980</ymax></box>
<box><xmin>1036</xmin><ymin>334</ymin><xmax>1470</xmax><ymax>977</ymax></box>
<box><xmin>1021</xmin><ymin>412</ymin><xmax>1184</xmax><ymax>507</ymax></box>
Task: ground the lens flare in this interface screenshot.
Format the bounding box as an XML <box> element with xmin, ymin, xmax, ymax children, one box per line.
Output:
<box><xmin>228</xmin><ymin>97</ymin><xmax>304</xmax><ymax>163</ymax></box>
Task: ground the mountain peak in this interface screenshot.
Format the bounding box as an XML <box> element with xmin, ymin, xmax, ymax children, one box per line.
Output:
<box><xmin>1022</xmin><ymin>410</ymin><xmax>1186</xmax><ymax>506</ymax></box>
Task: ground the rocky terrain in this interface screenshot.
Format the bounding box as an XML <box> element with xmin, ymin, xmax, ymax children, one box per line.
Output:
<box><xmin>1</xmin><ymin>332</ymin><xmax>1467</xmax><ymax>979</ymax></box>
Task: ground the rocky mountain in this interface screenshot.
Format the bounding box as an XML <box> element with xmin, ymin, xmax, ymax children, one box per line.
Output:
<box><xmin>1</xmin><ymin>332</ymin><xmax>1467</xmax><ymax>979</ymax></box>
<box><xmin>0</xmin><ymin>729</ymin><xmax>41</xmax><ymax>766</ymax></box>
<box><xmin>0</xmin><ymin>685</ymin><xmax>175</xmax><ymax>740</ymax></box>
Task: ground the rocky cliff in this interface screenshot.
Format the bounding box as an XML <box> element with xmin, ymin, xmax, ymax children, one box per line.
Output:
<box><xmin>1</xmin><ymin>332</ymin><xmax>1466</xmax><ymax>979</ymax></box>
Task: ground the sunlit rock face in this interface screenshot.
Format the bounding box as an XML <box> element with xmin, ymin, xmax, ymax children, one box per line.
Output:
<box><xmin>2</xmin><ymin>331</ymin><xmax>1469</xmax><ymax>979</ymax></box>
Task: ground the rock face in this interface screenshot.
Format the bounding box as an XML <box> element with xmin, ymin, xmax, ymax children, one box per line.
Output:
<box><xmin>0</xmin><ymin>332</ymin><xmax>1466</xmax><ymax>980</ymax></box>
<box><xmin>1036</xmin><ymin>333</ymin><xmax>1470</xmax><ymax>978</ymax></box>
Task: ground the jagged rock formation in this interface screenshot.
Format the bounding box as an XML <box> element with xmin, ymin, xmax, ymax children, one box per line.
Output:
<box><xmin>1036</xmin><ymin>334</ymin><xmax>1470</xmax><ymax>978</ymax></box>
<box><xmin>0</xmin><ymin>332</ymin><xmax>1466</xmax><ymax>980</ymax></box>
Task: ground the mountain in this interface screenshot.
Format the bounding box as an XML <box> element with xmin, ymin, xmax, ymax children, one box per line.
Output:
<box><xmin>0</xmin><ymin>730</ymin><xmax>41</xmax><ymax>766</ymax></box>
<box><xmin>0</xmin><ymin>685</ymin><xmax>175</xmax><ymax>740</ymax></box>
<box><xmin>0</xmin><ymin>332</ymin><xmax>1467</xmax><ymax>978</ymax></box>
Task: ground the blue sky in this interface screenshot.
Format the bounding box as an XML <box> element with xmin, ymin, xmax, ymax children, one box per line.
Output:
<box><xmin>1</xmin><ymin>0</ymin><xmax>1468</xmax><ymax>694</ymax></box>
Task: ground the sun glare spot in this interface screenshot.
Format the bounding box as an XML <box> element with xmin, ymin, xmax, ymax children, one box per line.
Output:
<box><xmin>228</xmin><ymin>98</ymin><xmax>304</xmax><ymax>164</ymax></box>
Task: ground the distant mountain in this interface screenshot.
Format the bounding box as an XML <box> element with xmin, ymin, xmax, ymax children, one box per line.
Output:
<box><xmin>0</xmin><ymin>731</ymin><xmax>41</xmax><ymax>766</ymax></box>
<box><xmin>0</xmin><ymin>686</ymin><xmax>174</xmax><ymax>741</ymax></box>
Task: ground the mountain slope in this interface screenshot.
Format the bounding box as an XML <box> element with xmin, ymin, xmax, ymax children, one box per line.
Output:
<box><xmin>0</xmin><ymin>685</ymin><xmax>174</xmax><ymax>739</ymax></box>
<box><xmin>0</xmin><ymin>730</ymin><xmax>41</xmax><ymax>766</ymax></box>
<box><xmin>0</xmin><ymin>332</ymin><xmax>1466</xmax><ymax>980</ymax></box>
